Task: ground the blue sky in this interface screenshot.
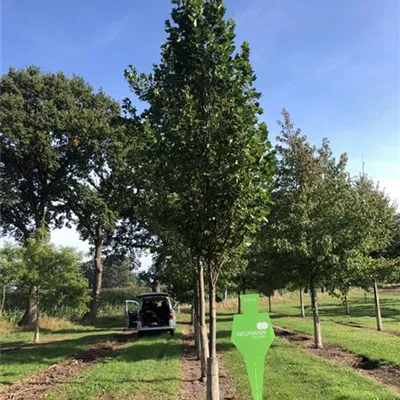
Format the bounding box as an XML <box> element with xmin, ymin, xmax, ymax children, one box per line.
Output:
<box><xmin>2</xmin><ymin>0</ymin><xmax>399</xmax><ymax>257</ymax></box>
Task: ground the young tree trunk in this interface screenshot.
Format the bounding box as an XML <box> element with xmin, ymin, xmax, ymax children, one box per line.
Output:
<box><xmin>198</xmin><ymin>260</ymin><xmax>209</xmax><ymax>382</ymax></box>
<box><xmin>237</xmin><ymin>290</ymin><xmax>241</xmax><ymax>314</ymax></box>
<box><xmin>0</xmin><ymin>285</ymin><xmax>6</xmax><ymax>317</ymax></box>
<box><xmin>84</xmin><ymin>225</ymin><xmax>103</xmax><ymax>324</ymax></box>
<box><xmin>223</xmin><ymin>288</ymin><xmax>228</xmax><ymax>302</ymax></box>
<box><xmin>18</xmin><ymin>285</ymin><xmax>38</xmax><ymax>327</ymax></box>
<box><xmin>310</xmin><ymin>281</ymin><xmax>323</xmax><ymax>348</ymax></box>
<box><xmin>300</xmin><ymin>286</ymin><xmax>305</xmax><ymax>318</ymax></box>
<box><xmin>207</xmin><ymin>277</ymin><xmax>219</xmax><ymax>400</ymax></box>
<box><xmin>193</xmin><ymin>277</ymin><xmax>200</xmax><ymax>359</ymax></box>
<box><xmin>268</xmin><ymin>295</ymin><xmax>272</xmax><ymax>313</ymax></box>
<box><xmin>373</xmin><ymin>280</ymin><xmax>383</xmax><ymax>331</ymax></box>
<box><xmin>364</xmin><ymin>290</ymin><xmax>368</xmax><ymax>304</ymax></box>
<box><xmin>33</xmin><ymin>287</ymin><xmax>40</xmax><ymax>343</ymax></box>
<box><xmin>344</xmin><ymin>293</ymin><xmax>350</xmax><ymax>315</ymax></box>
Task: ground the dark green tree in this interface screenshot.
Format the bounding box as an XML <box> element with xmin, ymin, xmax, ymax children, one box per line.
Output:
<box><xmin>262</xmin><ymin>109</ymin><xmax>359</xmax><ymax>348</ymax></box>
<box><xmin>125</xmin><ymin>1</ymin><xmax>275</xmax><ymax>396</ymax></box>
<box><xmin>0</xmin><ymin>66</ymin><xmax>121</xmax><ymax>326</ymax></box>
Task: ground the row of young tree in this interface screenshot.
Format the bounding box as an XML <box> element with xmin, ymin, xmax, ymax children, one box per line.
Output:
<box><xmin>1</xmin><ymin>0</ymin><xmax>399</xmax><ymax>398</ymax></box>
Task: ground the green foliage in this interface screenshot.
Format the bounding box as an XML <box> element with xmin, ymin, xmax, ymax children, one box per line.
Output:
<box><xmin>12</xmin><ymin>229</ymin><xmax>89</xmax><ymax>316</ymax></box>
<box><xmin>81</xmin><ymin>255</ymin><xmax>138</xmax><ymax>289</ymax></box>
<box><xmin>0</xmin><ymin>66</ymin><xmax>121</xmax><ymax>242</ymax></box>
<box><xmin>251</xmin><ymin>109</ymin><xmax>397</xmax><ymax>312</ymax></box>
<box><xmin>257</xmin><ymin>109</ymin><xmax>393</xmax><ymax>292</ymax></box>
<box><xmin>0</xmin><ymin>242</ymin><xmax>24</xmax><ymax>289</ymax></box>
<box><xmin>125</xmin><ymin>0</ymin><xmax>275</xmax><ymax>280</ymax></box>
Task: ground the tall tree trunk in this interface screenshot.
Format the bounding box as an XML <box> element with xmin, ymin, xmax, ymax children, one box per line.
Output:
<box><xmin>84</xmin><ymin>225</ymin><xmax>103</xmax><ymax>324</ymax></box>
<box><xmin>344</xmin><ymin>292</ymin><xmax>350</xmax><ymax>315</ymax></box>
<box><xmin>152</xmin><ymin>256</ymin><xmax>163</xmax><ymax>292</ymax></box>
<box><xmin>207</xmin><ymin>276</ymin><xmax>219</xmax><ymax>400</ymax></box>
<box><xmin>18</xmin><ymin>285</ymin><xmax>38</xmax><ymax>327</ymax></box>
<box><xmin>310</xmin><ymin>281</ymin><xmax>323</xmax><ymax>348</ymax></box>
<box><xmin>198</xmin><ymin>260</ymin><xmax>209</xmax><ymax>382</ymax></box>
<box><xmin>373</xmin><ymin>280</ymin><xmax>383</xmax><ymax>331</ymax></box>
<box><xmin>300</xmin><ymin>286</ymin><xmax>305</xmax><ymax>318</ymax></box>
<box><xmin>0</xmin><ymin>285</ymin><xmax>6</xmax><ymax>317</ymax></box>
<box><xmin>237</xmin><ymin>290</ymin><xmax>241</xmax><ymax>314</ymax></box>
<box><xmin>268</xmin><ymin>295</ymin><xmax>272</xmax><ymax>313</ymax></box>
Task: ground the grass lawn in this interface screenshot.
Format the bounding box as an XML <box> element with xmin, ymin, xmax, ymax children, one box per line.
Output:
<box><xmin>47</xmin><ymin>326</ymin><xmax>182</xmax><ymax>400</ymax></box>
<box><xmin>0</xmin><ymin>317</ymin><xmax>124</xmax><ymax>386</ymax></box>
<box><xmin>217</xmin><ymin>312</ymin><xmax>399</xmax><ymax>400</ymax></box>
<box><xmin>272</xmin><ymin>317</ymin><xmax>400</xmax><ymax>366</ymax></box>
<box><xmin>267</xmin><ymin>289</ymin><xmax>400</xmax><ymax>332</ymax></box>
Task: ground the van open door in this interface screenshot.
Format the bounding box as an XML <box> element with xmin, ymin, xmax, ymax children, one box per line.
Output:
<box><xmin>125</xmin><ymin>300</ymin><xmax>139</xmax><ymax>328</ymax></box>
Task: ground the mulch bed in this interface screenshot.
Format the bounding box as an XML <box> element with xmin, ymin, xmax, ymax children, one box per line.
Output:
<box><xmin>0</xmin><ymin>332</ymin><xmax>135</xmax><ymax>400</ymax></box>
<box><xmin>274</xmin><ymin>326</ymin><xmax>400</xmax><ymax>396</ymax></box>
<box><xmin>179</xmin><ymin>323</ymin><xmax>238</xmax><ymax>400</ymax></box>
<box><xmin>179</xmin><ymin>323</ymin><xmax>206</xmax><ymax>400</ymax></box>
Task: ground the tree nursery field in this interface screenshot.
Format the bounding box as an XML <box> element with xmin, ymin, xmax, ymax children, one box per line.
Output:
<box><xmin>1</xmin><ymin>289</ymin><xmax>399</xmax><ymax>400</ymax></box>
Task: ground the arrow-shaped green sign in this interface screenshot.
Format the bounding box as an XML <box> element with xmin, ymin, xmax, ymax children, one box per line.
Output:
<box><xmin>231</xmin><ymin>294</ymin><xmax>275</xmax><ymax>400</ymax></box>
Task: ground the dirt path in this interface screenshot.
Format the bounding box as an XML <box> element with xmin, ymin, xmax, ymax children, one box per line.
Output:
<box><xmin>334</xmin><ymin>321</ymin><xmax>400</xmax><ymax>337</ymax></box>
<box><xmin>179</xmin><ymin>323</ymin><xmax>206</xmax><ymax>400</ymax></box>
<box><xmin>0</xmin><ymin>333</ymin><xmax>135</xmax><ymax>400</ymax></box>
<box><xmin>179</xmin><ymin>323</ymin><xmax>238</xmax><ymax>400</ymax></box>
<box><xmin>274</xmin><ymin>326</ymin><xmax>400</xmax><ymax>397</ymax></box>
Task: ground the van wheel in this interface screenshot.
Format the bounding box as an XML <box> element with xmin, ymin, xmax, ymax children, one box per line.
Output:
<box><xmin>169</xmin><ymin>329</ymin><xmax>175</xmax><ymax>336</ymax></box>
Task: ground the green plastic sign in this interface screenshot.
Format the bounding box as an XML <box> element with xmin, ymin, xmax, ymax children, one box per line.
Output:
<box><xmin>231</xmin><ymin>294</ymin><xmax>275</xmax><ymax>400</ymax></box>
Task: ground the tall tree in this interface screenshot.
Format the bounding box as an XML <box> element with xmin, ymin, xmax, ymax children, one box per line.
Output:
<box><xmin>125</xmin><ymin>1</ymin><xmax>275</xmax><ymax>396</ymax></box>
<box><xmin>0</xmin><ymin>66</ymin><xmax>121</xmax><ymax>326</ymax></box>
<box><xmin>263</xmin><ymin>109</ymin><xmax>359</xmax><ymax>348</ymax></box>
<box><xmin>350</xmin><ymin>177</ymin><xmax>398</xmax><ymax>330</ymax></box>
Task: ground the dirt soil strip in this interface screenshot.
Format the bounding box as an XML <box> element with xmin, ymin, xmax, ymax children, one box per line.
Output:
<box><xmin>179</xmin><ymin>323</ymin><xmax>238</xmax><ymax>400</ymax></box>
<box><xmin>274</xmin><ymin>326</ymin><xmax>400</xmax><ymax>397</ymax></box>
<box><xmin>179</xmin><ymin>323</ymin><xmax>206</xmax><ymax>400</ymax></box>
<box><xmin>0</xmin><ymin>332</ymin><xmax>135</xmax><ymax>400</ymax></box>
<box><xmin>334</xmin><ymin>321</ymin><xmax>400</xmax><ymax>337</ymax></box>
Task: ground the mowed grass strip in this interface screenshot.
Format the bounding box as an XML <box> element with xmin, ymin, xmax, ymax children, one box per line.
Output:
<box><xmin>217</xmin><ymin>313</ymin><xmax>399</xmax><ymax>400</ymax></box>
<box><xmin>267</xmin><ymin>290</ymin><xmax>400</xmax><ymax>333</ymax></box>
<box><xmin>272</xmin><ymin>317</ymin><xmax>400</xmax><ymax>367</ymax></box>
<box><xmin>48</xmin><ymin>328</ymin><xmax>182</xmax><ymax>400</ymax></box>
<box><xmin>0</xmin><ymin>328</ymin><xmax>123</xmax><ymax>386</ymax></box>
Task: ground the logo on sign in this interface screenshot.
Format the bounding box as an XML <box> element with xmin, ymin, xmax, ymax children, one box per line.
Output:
<box><xmin>257</xmin><ymin>322</ymin><xmax>268</xmax><ymax>330</ymax></box>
